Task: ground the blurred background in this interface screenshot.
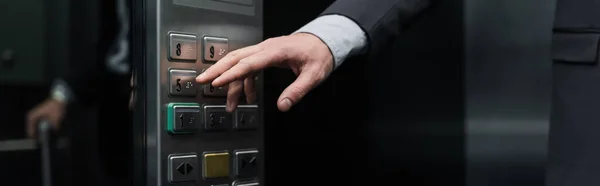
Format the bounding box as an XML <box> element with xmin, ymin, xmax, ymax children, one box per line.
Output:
<box><xmin>0</xmin><ymin>0</ymin><xmax>557</xmax><ymax>186</ymax></box>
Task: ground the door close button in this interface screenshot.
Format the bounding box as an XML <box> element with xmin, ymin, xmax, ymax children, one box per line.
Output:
<box><xmin>204</xmin><ymin>105</ymin><xmax>233</xmax><ymax>131</ymax></box>
<box><xmin>169</xmin><ymin>32</ymin><xmax>198</xmax><ymax>62</ymax></box>
<box><xmin>167</xmin><ymin>103</ymin><xmax>201</xmax><ymax>134</ymax></box>
<box><xmin>234</xmin><ymin>149</ymin><xmax>258</xmax><ymax>178</ymax></box>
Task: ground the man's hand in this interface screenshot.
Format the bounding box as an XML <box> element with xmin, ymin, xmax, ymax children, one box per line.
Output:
<box><xmin>26</xmin><ymin>99</ymin><xmax>66</xmax><ymax>138</ymax></box>
<box><xmin>196</xmin><ymin>33</ymin><xmax>334</xmax><ymax>112</ymax></box>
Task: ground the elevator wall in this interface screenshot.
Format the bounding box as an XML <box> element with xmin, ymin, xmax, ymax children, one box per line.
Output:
<box><xmin>264</xmin><ymin>0</ymin><xmax>465</xmax><ymax>185</ymax></box>
<box><xmin>465</xmin><ymin>0</ymin><xmax>557</xmax><ymax>185</ymax></box>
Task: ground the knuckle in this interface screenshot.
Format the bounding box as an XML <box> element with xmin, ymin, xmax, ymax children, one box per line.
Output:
<box><xmin>270</xmin><ymin>49</ymin><xmax>287</xmax><ymax>61</ymax></box>
<box><xmin>314</xmin><ymin>71</ymin><xmax>327</xmax><ymax>83</ymax></box>
<box><xmin>227</xmin><ymin>87</ymin><xmax>239</xmax><ymax>98</ymax></box>
<box><xmin>228</xmin><ymin>49</ymin><xmax>240</xmax><ymax>57</ymax></box>
<box><xmin>237</xmin><ymin>59</ymin><xmax>255</xmax><ymax>71</ymax></box>
<box><xmin>263</xmin><ymin>37</ymin><xmax>277</xmax><ymax>44</ymax></box>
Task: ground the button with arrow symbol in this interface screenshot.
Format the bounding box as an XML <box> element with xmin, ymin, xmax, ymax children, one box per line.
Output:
<box><xmin>234</xmin><ymin>149</ymin><xmax>259</xmax><ymax>178</ymax></box>
<box><xmin>176</xmin><ymin>162</ymin><xmax>195</xmax><ymax>175</ymax></box>
<box><xmin>168</xmin><ymin>153</ymin><xmax>199</xmax><ymax>183</ymax></box>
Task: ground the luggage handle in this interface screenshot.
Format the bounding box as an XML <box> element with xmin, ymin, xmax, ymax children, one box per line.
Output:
<box><xmin>38</xmin><ymin>120</ymin><xmax>52</xmax><ymax>186</ymax></box>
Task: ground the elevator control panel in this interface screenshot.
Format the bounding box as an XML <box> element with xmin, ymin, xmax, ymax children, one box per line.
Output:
<box><xmin>137</xmin><ymin>0</ymin><xmax>263</xmax><ymax>185</ymax></box>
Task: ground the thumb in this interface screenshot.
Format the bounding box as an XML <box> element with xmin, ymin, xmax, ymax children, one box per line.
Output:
<box><xmin>277</xmin><ymin>70</ymin><xmax>323</xmax><ymax>112</ymax></box>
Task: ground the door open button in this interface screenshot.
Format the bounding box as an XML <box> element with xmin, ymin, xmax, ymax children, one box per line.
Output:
<box><xmin>168</xmin><ymin>153</ymin><xmax>198</xmax><ymax>183</ymax></box>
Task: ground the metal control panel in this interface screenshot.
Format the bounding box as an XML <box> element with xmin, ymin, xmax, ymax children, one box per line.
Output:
<box><xmin>133</xmin><ymin>0</ymin><xmax>263</xmax><ymax>186</ymax></box>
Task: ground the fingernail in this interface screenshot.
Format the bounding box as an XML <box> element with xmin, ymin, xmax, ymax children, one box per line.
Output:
<box><xmin>279</xmin><ymin>98</ymin><xmax>292</xmax><ymax>111</ymax></box>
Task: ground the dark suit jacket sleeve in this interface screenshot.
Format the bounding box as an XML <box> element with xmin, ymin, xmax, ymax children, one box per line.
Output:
<box><xmin>321</xmin><ymin>0</ymin><xmax>433</xmax><ymax>56</ymax></box>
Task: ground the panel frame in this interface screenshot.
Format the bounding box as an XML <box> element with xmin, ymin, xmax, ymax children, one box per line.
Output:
<box><xmin>132</xmin><ymin>0</ymin><xmax>264</xmax><ymax>185</ymax></box>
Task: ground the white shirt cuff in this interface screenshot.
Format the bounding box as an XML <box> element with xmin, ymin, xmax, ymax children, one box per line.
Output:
<box><xmin>294</xmin><ymin>14</ymin><xmax>368</xmax><ymax>69</ymax></box>
<box><xmin>50</xmin><ymin>79</ymin><xmax>74</xmax><ymax>104</ymax></box>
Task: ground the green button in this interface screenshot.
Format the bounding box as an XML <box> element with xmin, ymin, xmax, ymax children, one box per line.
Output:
<box><xmin>167</xmin><ymin>103</ymin><xmax>201</xmax><ymax>134</ymax></box>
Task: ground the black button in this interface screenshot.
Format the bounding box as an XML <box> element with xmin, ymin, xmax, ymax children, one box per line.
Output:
<box><xmin>176</xmin><ymin>162</ymin><xmax>194</xmax><ymax>175</ymax></box>
<box><xmin>235</xmin><ymin>105</ymin><xmax>258</xmax><ymax>130</ymax></box>
<box><xmin>235</xmin><ymin>149</ymin><xmax>259</xmax><ymax>178</ymax></box>
<box><xmin>203</xmin><ymin>105</ymin><xmax>233</xmax><ymax>131</ymax></box>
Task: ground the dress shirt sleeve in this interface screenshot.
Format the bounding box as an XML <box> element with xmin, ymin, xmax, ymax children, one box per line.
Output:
<box><xmin>294</xmin><ymin>14</ymin><xmax>368</xmax><ymax>69</ymax></box>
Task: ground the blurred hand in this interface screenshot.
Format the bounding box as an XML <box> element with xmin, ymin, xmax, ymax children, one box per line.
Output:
<box><xmin>196</xmin><ymin>33</ymin><xmax>334</xmax><ymax>112</ymax></box>
<box><xmin>26</xmin><ymin>98</ymin><xmax>66</xmax><ymax>138</ymax></box>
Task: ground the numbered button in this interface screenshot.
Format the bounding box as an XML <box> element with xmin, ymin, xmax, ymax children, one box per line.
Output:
<box><xmin>201</xmin><ymin>69</ymin><xmax>228</xmax><ymax>96</ymax></box>
<box><xmin>169</xmin><ymin>69</ymin><xmax>197</xmax><ymax>96</ymax></box>
<box><xmin>169</xmin><ymin>32</ymin><xmax>197</xmax><ymax>62</ymax></box>
<box><xmin>167</xmin><ymin>103</ymin><xmax>201</xmax><ymax>134</ymax></box>
<box><xmin>202</xmin><ymin>36</ymin><xmax>229</xmax><ymax>63</ymax></box>
<box><xmin>203</xmin><ymin>84</ymin><xmax>228</xmax><ymax>97</ymax></box>
<box><xmin>235</xmin><ymin>105</ymin><xmax>259</xmax><ymax>130</ymax></box>
<box><xmin>203</xmin><ymin>105</ymin><xmax>233</xmax><ymax>131</ymax></box>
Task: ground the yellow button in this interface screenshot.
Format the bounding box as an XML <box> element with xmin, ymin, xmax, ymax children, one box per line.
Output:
<box><xmin>203</xmin><ymin>152</ymin><xmax>230</xmax><ymax>179</ymax></box>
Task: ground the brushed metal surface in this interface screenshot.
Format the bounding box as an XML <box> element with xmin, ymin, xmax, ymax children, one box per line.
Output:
<box><xmin>141</xmin><ymin>0</ymin><xmax>263</xmax><ymax>185</ymax></box>
<box><xmin>465</xmin><ymin>0</ymin><xmax>556</xmax><ymax>185</ymax></box>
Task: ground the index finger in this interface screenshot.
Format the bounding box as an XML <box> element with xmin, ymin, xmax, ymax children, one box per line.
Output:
<box><xmin>212</xmin><ymin>50</ymin><xmax>282</xmax><ymax>87</ymax></box>
<box><xmin>196</xmin><ymin>45</ymin><xmax>261</xmax><ymax>84</ymax></box>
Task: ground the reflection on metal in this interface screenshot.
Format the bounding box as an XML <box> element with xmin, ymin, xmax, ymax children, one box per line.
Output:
<box><xmin>465</xmin><ymin>0</ymin><xmax>557</xmax><ymax>185</ymax></box>
<box><xmin>173</xmin><ymin>0</ymin><xmax>256</xmax><ymax>16</ymax></box>
<box><xmin>0</xmin><ymin>139</ymin><xmax>36</xmax><ymax>151</ymax></box>
<box><xmin>0</xmin><ymin>138</ymin><xmax>68</xmax><ymax>152</ymax></box>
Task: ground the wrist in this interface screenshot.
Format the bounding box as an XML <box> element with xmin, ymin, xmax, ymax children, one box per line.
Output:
<box><xmin>50</xmin><ymin>79</ymin><xmax>74</xmax><ymax>104</ymax></box>
<box><xmin>50</xmin><ymin>90</ymin><xmax>68</xmax><ymax>105</ymax></box>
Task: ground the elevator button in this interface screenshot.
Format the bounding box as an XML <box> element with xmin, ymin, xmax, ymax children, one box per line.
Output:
<box><xmin>168</xmin><ymin>153</ymin><xmax>199</xmax><ymax>183</ymax></box>
<box><xmin>169</xmin><ymin>69</ymin><xmax>197</xmax><ymax>96</ymax></box>
<box><xmin>202</xmin><ymin>36</ymin><xmax>229</xmax><ymax>63</ymax></box>
<box><xmin>167</xmin><ymin>103</ymin><xmax>201</xmax><ymax>134</ymax></box>
<box><xmin>235</xmin><ymin>105</ymin><xmax>258</xmax><ymax>130</ymax></box>
<box><xmin>234</xmin><ymin>149</ymin><xmax>258</xmax><ymax>178</ymax></box>
<box><xmin>233</xmin><ymin>181</ymin><xmax>259</xmax><ymax>186</ymax></box>
<box><xmin>202</xmin><ymin>152</ymin><xmax>230</xmax><ymax>179</ymax></box>
<box><xmin>169</xmin><ymin>33</ymin><xmax>197</xmax><ymax>61</ymax></box>
<box><xmin>203</xmin><ymin>84</ymin><xmax>229</xmax><ymax>96</ymax></box>
<box><xmin>201</xmin><ymin>68</ymin><xmax>228</xmax><ymax>96</ymax></box>
<box><xmin>203</xmin><ymin>105</ymin><xmax>233</xmax><ymax>131</ymax></box>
